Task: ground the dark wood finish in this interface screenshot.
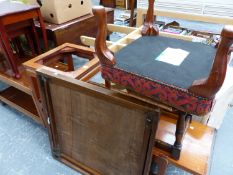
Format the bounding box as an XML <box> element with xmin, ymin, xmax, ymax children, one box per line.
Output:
<box><xmin>37</xmin><ymin>67</ymin><xmax>160</xmax><ymax>175</ymax></box>
<box><xmin>0</xmin><ymin>1</ymin><xmax>48</xmax><ymax>78</ymax></box>
<box><xmin>129</xmin><ymin>0</ymin><xmax>136</xmax><ymax>27</ymax></box>
<box><xmin>189</xmin><ymin>25</ymin><xmax>233</xmax><ymax>98</ymax></box>
<box><xmin>93</xmin><ymin>7</ymin><xmax>116</xmax><ymax>66</ymax></box>
<box><xmin>35</xmin><ymin>8</ymin><xmax>114</xmax><ymax>47</ymax></box>
<box><xmin>172</xmin><ymin>113</ymin><xmax>191</xmax><ymax>160</ymax></box>
<box><xmin>100</xmin><ymin>0</ymin><xmax>116</xmax><ymax>8</ymax></box>
<box><xmin>141</xmin><ymin>0</ymin><xmax>159</xmax><ymax>36</ymax></box>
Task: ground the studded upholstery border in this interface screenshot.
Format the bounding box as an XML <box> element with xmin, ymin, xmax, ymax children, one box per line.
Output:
<box><xmin>101</xmin><ymin>66</ymin><xmax>214</xmax><ymax>116</ymax></box>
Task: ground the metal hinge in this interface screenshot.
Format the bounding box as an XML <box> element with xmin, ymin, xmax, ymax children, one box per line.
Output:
<box><xmin>146</xmin><ymin>112</ymin><xmax>154</xmax><ymax>127</ymax></box>
<box><xmin>47</xmin><ymin>117</ymin><xmax>51</xmax><ymax>125</ymax></box>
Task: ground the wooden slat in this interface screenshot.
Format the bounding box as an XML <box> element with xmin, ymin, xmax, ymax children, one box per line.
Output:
<box><xmin>136</xmin><ymin>8</ymin><xmax>233</xmax><ymax>27</ymax></box>
<box><xmin>107</xmin><ymin>24</ymin><xmax>137</xmax><ymax>34</ymax></box>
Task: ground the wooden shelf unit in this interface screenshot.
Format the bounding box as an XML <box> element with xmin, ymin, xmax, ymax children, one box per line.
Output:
<box><xmin>0</xmin><ymin>67</ymin><xmax>31</xmax><ymax>94</ymax></box>
<box><xmin>0</xmin><ymin>86</ymin><xmax>41</xmax><ymax>124</ymax></box>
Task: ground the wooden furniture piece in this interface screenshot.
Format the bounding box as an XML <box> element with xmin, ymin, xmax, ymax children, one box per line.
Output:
<box><xmin>100</xmin><ymin>0</ymin><xmax>116</xmax><ymax>8</ymax></box>
<box><xmin>152</xmin><ymin>113</ymin><xmax>215</xmax><ymax>175</ymax></box>
<box><xmin>23</xmin><ymin>43</ymin><xmax>97</xmax><ymax>125</ymax></box>
<box><xmin>80</xmin><ymin>13</ymin><xmax>233</xmax><ymax>129</ymax></box>
<box><xmin>92</xmin><ymin>3</ymin><xmax>233</xmax><ymax>160</ymax></box>
<box><xmin>0</xmin><ymin>1</ymin><xmax>48</xmax><ymax>79</ymax></box>
<box><xmin>35</xmin><ymin>8</ymin><xmax>114</xmax><ymax>46</ymax></box>
<box><xmin>0</xmin><ymin>42</ymin><xmax>97</xmax><ymax>127</ymax></box>
<box><xmin>79</xmin><ymin>63</ymin><xmax>216</xmax><ymax>175</ymax></box>
<box><xmin>34</xmin><ymin>60</ymin><xmax>215</xmax><ymax>175</ymax></box>
<box><xmin>37</xmin><ymin>66</ymin><xmax>160</xmax><ymax>175</ymax></box>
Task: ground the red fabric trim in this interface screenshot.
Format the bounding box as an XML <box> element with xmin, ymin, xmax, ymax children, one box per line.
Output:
<box><xmin>101</xmin><ymin>66</ymin><xmax>213</xmax><ymax>116</ymax></box>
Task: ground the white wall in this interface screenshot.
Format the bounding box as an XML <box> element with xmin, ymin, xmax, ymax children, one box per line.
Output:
<box><xmin>137</xmin><ymin>0</ymin><xmax>233</xmax><ymax>17</ymax></box>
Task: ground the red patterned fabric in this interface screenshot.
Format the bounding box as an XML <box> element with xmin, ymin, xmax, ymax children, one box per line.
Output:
<box><xmin>101</xmin><ymin>66</ymin><xmax>214</xmax><ymax>116</ymax></box>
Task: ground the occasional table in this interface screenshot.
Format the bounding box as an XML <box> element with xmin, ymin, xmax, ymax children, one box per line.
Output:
<box><xmin>0</xmin><ymin>1</ymin><xmax>48</xmax><ymax>78</ymax></box>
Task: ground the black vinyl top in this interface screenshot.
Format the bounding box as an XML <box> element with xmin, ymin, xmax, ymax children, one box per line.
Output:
<box><xmin>114</xmin><ymin>36</ymin><xmax>216</xmax><ymax>89</ymax></box>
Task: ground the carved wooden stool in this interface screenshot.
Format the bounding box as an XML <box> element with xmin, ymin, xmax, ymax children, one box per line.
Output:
<box><xmin>93</xmin><ymin>2</ymin><xmax>233</xmax><ymax>160</ymax></box>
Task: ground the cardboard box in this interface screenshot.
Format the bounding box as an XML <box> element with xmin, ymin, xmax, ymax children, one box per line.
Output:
<box><xmin>27</xmin><ymin>0</ymin><xmax>92</xmax><ymax>24</ymax></box>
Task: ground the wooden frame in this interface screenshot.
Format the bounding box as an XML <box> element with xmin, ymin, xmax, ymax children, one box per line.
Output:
<box><xmin>23</xmin><ymin>43</ymin><xmax>98</xmax><ymax>125</ymax></box>
<box><xmin>37</xmin><ymin>67</ymin><xmax>160</xmax><ymax>175</ymax></box>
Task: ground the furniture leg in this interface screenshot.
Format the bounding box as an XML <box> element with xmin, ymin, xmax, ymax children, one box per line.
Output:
<box><xmin>13</xmin><ymin>37</ymin><xmax>24</xmax><ymax>56</ymax></box>
<box><xmin>25</xmin><ymin>28</ymin><xmax>36</xmax><ymax>56</ymax></box>
<box><xmin>0</xmin><ymin>21</ymin><xmax>20</xmax><ymax>78</ymax></box>
<box><xmin>172</xmin><ymin>112</ymin><xmax>191</xmax><ymax>159</ymax></box>
<box><xmin>30</xmin><ymin>19</ymin><xmax>41</xmax><ymax>54</ymax></box>
<box><xmin>105</xmin><ymin>80</ymin><xmax>111</xmax><ymax>89</ymax></box>
<box><xmin>64</xmin><ymin>54</ymin><xmax>74</xmax><ymax>71</ymax></box>
<box><xmin>150</xmin><ymin>155</ymin><xmax>168</xmax><ymax>175</ymax></box>
<box><xmin>129</xmin><ymin>0</ymin><xmax>135</xmax><ymax>27</ymax></box>
<box><xmin>37</xmin><ymin>9</ymin><xmax>48</xmax><ymax>51</ymax></box>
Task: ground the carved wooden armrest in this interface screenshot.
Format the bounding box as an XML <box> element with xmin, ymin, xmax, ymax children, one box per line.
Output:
<box><xmin>189</xmin><ymin>25</ymin><xmax>233</xmax><ymax>98</ymax></box>
<box><xmin>92</xmin><ymin>6</ymin><xmax>115</xmax><ymax>66</ymax></box>
<box><xmin>141</xmin><ymin>0</ymin><xmax>159</xmax><ymax>36</ymax></box>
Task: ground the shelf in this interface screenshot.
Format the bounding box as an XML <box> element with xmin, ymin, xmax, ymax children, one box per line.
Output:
<box><xmin>0</xmin><ymin>66</ymin><xmax>31</xmax><ymax>95</ymax></box>
<box><xmin>0</xmin><ymin>86</ymin><xmax>41</xmax><ymax>124</ymax></box>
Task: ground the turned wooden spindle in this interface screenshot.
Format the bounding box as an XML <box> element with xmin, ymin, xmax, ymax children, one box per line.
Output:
<box><xmin>189</xmin><ymin>25</ymin><xmax>233</xmax><ymax>98</ymax></box>
<box><xmin>141</xmin><ymin>0</ymin><xmax>159</xmax><ymax>36</ymax></box>
<box><xmin>92</xmin><ymin>6</ymin><xmax>115</xmax><ymax>66</ymax></box>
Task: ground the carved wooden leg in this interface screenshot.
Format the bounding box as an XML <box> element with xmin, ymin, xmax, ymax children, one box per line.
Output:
<box><xmin>150</xmin><ymin>155</ymin><xmax>168</xmax><ymax>175</ymax></box>
<box><xmin>141</xmin><ymin>0</ymin><xmax>159</xmax><ymax>36</ymax></box>
<box><xmin>172</xmin><ymin>112</ymin><xmax>192</xmax><ymax>160</ymax></box>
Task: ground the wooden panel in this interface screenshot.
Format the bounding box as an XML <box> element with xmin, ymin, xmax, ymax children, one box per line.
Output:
<box><xmin>38</xmin><ymin>68</ymin><xmax>159</xmax><ymax>175</ymax></box>
<box><xmin>47</xmin><ymin>81</ymin><xmax>156</xmax><ymax>175</ymax></box>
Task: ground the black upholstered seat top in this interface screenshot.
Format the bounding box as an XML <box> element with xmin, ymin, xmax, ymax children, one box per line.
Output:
<box><xmin>114</xmin><ymin>36</ymin><xmax>216</xmax><ymax>89</ymax></box>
